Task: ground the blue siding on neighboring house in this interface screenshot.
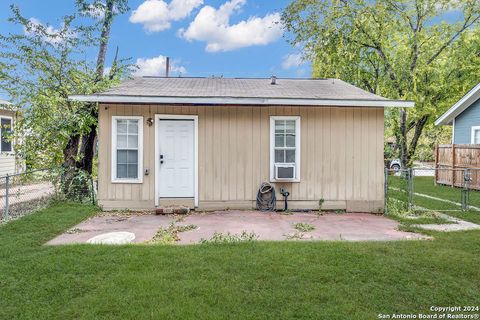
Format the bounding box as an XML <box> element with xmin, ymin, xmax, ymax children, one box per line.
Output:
<box><xmin>454</xmin><ymin>97</ymin><xmax>480</xmax><ymax>144</ymax></box>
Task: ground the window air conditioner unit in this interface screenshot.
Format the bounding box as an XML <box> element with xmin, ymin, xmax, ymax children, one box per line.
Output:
<box><xmin>275</xmin><ymin>164</ymin><xmax>295</xmax><ymax>180</ymax></box>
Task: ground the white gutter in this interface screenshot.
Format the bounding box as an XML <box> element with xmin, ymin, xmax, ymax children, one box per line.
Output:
<box><xmin>69</xmin><ymin>94</ymin><xmax>414</xmax><ymax>108</ymax></box>
<box><xmin>0</xmin><ymin>99</ymin><xmax>11</xmax><ymax>106</ymax></box>
<box><xmin>435</xmin><ymin>83</ymin><xmax>480</xmax><ymax>126</ymax></box>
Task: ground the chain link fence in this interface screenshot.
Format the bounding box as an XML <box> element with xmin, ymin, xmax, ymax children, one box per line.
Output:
<box><xmin>385</xmin><ymin>167</ymin><xmax>479</xmax><ymax>215</ymax></box>
<box><xmin>0</xmin><ymin>168</ymin><xmax>96</xmax><ymax>224</ymax></box>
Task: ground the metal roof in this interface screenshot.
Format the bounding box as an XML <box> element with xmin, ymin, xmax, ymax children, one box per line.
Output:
<box><xmin>70</xmin><ymin>77</ymin><xmax>414</xmax><ymax>107</ymax></box>
<box><xmin>435</xmin><ymin>83</ymin><xmax>480</xmax><ymax>126</ymax></box>
<box><xmin>0</xmin><ymin>99</ymin><xmax>11</xmax><ymax>105</ymax></box>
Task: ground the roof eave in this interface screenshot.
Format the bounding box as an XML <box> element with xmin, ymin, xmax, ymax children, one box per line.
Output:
<box><xmin>435</xmin><ymin>83</ymin><xmax>480</xmax><ymax>126</ymax></box>
<box><xmin>434</xmin><ymin>117</ymin><xmax>453</xmax><ymax>126</ymax></box>
<box><xmin>69</xmin><ymin>95</ymin><xmax>414</xmax><ymax>108</ymax></box>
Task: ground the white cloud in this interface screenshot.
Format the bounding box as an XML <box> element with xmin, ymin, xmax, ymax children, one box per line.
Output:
<box><xmin>132</xmin><ymin>55</ymin><xmax>187</xmax><ymax>76</ymax></box>
<box><xmin>23</xmin><ymin>18</ymin><xmax>74</xmax><ymax>44</ymax></box>
<box><xmin>130</xmin><ymin>0</ymin><xmax>203</xmax><ymax>32</ymax></box>
<box><xmin>179</xmin><ymin>0</ymin><xmax>283</xmax><ymax>52</ymax></box>
<box><xmin>281</xmin><ymin>53</ymin><xmax>304</xmax><ymax>70</ymax></box>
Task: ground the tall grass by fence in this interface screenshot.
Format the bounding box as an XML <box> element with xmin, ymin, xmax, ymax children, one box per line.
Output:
<box><xmin>436</xmin><ymin>144</ymin><xmax>480</xmax><ymax>189</ymax></box>
<box><xmin>0</xmin><ymin>168</ymin><xmax>96</xmax><ymax>224</ymax></box>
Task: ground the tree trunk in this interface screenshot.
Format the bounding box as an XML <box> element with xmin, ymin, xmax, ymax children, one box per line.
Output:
<box><xmin>408</xmin><ymin>115</ymin><xmax>429</xmax><ymax>161</ymax></box>
<box><xmin>62</xmin><ymin>134</ymin><xmax>80</xmax><ymax>195</ymax></box>
<box><xmin>95</xmin><ymin>0</ymin><xmax>114</xmax><ymax>81</ymax></box>
<box><xmin>397</xmin><ymin>110</ymin><xmax>429</xmax><ymax>169</ymax></box>
<box><xmin>81</xmin><ymin>0</ymin><xmax>115</xmax><ymax>167</ymax></box>
<box><xmin>78</xmin><ymin>122</ymin><xmax>97</xmax><ymax>174</ymax></box>
<box><xmin>61</xmin><ymin>0</ymin><xmax>116</xmax><ymax>198</ymax></box>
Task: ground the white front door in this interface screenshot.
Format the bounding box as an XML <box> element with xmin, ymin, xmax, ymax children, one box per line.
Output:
<box><xmin>158</xmin><ymin>120</ymin><xmax>195</xmax><ymax>198</ymax></box>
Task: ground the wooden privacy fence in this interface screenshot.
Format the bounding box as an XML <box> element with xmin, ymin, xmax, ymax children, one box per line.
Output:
<box><xmin>435</xmin><ymin>144</ymin><xmax>480</xmax><ymax>190</ymax></box>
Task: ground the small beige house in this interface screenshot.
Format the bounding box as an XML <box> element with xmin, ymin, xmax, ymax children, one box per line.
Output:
<box><xmin>0</xmin><ymin>100</ymin><xmax>20</xmax><ymax>176</ymax></box>
<box><xmin>72</xmin><ymin>77</ymin><xmax>413</xmax><ymax>212</ymax></box>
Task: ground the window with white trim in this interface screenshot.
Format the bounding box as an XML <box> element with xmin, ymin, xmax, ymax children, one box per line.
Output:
<box><xmin>270</xmin><ymin>116</ymin><xmax>300</xmax><ymax>181</ymax></box>
<box><xmin>472</xmin><ymin>126</ymin><xmax>480</xmax><ymax>144</ymax></box>
<box><xmin>112</xmin><ymin>116</ymin><xmax>143</xmax><ymax>183</ymax></box>
<box><xmin>0</xmin><ymin>117</ymin><xmax>13</xmax><ymax>153</ymax></box>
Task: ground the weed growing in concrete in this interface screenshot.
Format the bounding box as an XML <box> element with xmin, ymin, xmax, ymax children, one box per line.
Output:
<box><xmin>284</xmin><ymin>231</ymin><xmax>306</xmax><ymax>240</ymax></box>
<box><xmin>293</xmin><ymin>222</ymin><xmax>315</xmax><ymax>232</ymax></box>
<box><xmin>201</xmin><ymin>231</ymin><xmax>258</xmax><ymax>244</ymax></box>
<box><xmin>176</xmin><ymin>224</ymin><xmax>198</xmax><ymax>233</ymax></box>
<box><xmin>318</xmin><ymin>198</ymin><xmax>325</xmax><ymax>210</ymax></box>
<box><xmin>150</xmin><ymin>223</ymin><xmax>198</xmax><ymax>244</ymax></box>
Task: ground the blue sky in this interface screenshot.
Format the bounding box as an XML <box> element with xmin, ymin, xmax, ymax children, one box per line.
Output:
<box><xmin>0</xmin><ymin>0</ymin><xmax>310</xmax><ymax>100</ymax></box>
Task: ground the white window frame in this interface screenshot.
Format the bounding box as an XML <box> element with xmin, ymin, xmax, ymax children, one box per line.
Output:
<box><xmin>111</xmin><ymin>116</ymin><xmax>144</xmax><ymax>183</ymax></box>
<box><xmin>270</xmin><ymin>116</ymin><xmax>301</xmax><ymax>182</ymax></box>
<box><xmin>0</xmin><ymin>116</ymin><xmax>14</xmax><ymax>153</ymax></box>
<box><xmin>471</xmin><ymin>126</ymin><xmax>480</xmax><ymax>144</ymax></box>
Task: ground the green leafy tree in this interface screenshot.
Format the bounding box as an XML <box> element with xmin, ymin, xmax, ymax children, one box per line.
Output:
<box><xmin>0</xmin><ymin>0</ymin><xmax>129</xmax><ymax>195</ymax></box>
<box><xmin>283</xmin><ymin>0</ymin><xmax>480</xmax><ymax>167</ymax></box>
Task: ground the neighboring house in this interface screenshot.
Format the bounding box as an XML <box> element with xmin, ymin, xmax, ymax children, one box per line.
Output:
<box><xmin>435</xmin><ymin>83</ymin><xmax>480</xmax><ymax>143</ymax></box>
<box><xmin>0</xmin><ymin>99</ymin><xmax>21</xmax><ymax>176</ymax></box>
<box><xmin>71</xmin><ymin>77</ymin><xmax>413</xmax><ymax>212</ymax></box>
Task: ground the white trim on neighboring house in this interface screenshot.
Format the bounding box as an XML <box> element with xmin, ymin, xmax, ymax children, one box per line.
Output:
<box><xmin>435</xmin><ymin>83</ymin><xmax>480</xmax><ymax>126</ymax></box>
<box><xmin>0</xmin><ymin>115</ymin><xmax>14</xmax><ymax>154</ymax></box>
<box><xmin>471</xmin><ymin>126</ymin><xmax>480</xmax><ymax>144</ymax></box>
<box><xmin>111</xmin><ymin>116</ymin><xmax>144</xmax><ymax>184</ymax></box>
<box><xmin>270</xmin><ymin>116</ymin><xmax>301</xmax><ymax>182</ymax></box>
<box><xmin>154</xmin><ymin>114</ymin><xmax>199</xmax><ymax>208</ymax></box>
<box><xmin>452</xmin><ymin>118</ymin><xmax>455</xmax><ymax>144</ymax></box>
<box><xmin>69</xmin><ymin>95</ymin><xmax>415</xmax><ymax>108</ymax></box>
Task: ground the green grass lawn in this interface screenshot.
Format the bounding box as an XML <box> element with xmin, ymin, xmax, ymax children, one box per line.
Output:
<box><xmin>0</xmin><ymin>202</ymin><xmax>479</xmax><ymax>319</ymax></box>
<box><xmin>413</xmin><ymin>176</ymin><xmax>480</xmax><ymax>208</ymax></box>
<box><xmin>387</xmin><ymin>175</ymin><xmax>480</xmax><ymax>224</ymax></box>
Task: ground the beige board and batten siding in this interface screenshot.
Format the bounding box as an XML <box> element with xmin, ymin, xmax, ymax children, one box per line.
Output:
<box><xmin>0</xmin><ymin>108</ymin><xmax>17</xmax><ymax>176</ymax></box>
<box><xmin>98</xmin><ymin>104</ymin><xmax>384</xmax><ymax>212</ymax></box>
<box><xmin>0</xmin><ymin>154</ymin><xmax>17</xmax><ymax>176</ymax></box>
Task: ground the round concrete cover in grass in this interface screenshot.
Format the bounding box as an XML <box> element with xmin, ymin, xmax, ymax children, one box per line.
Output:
<box><xmin>87</xmin><ymin>232</ymin><xmax>135</xmax><ymax>245</ymax></box>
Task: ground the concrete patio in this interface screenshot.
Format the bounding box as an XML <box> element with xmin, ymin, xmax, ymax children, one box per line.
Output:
<box><xmin>47</xmin><ymin>211</ymin><xmax>428</xmax><ymax>245</ymax></box>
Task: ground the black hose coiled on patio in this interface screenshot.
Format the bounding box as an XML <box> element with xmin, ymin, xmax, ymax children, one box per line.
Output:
<box><xmin>256</xmin><ymin>182</ymin><xmax>276</xmax><ymax>212</ymax></box>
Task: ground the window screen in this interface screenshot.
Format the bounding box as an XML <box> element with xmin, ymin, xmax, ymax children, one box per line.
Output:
<box><xmin>1</xmin><ymin>118</ymin><xmax>12</xmax><ymax>152</ymax></box>
<box><xmin>274</xmin><ymin>119</ymin><xmax>296</xmax><ymax>164</ymax></box>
